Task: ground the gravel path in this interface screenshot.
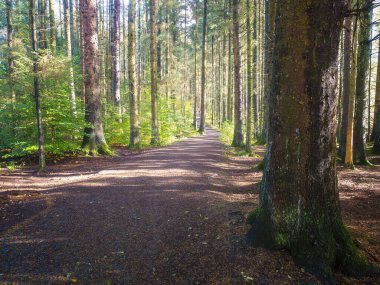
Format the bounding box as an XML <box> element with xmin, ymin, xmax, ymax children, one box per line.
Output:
<box><xmin>0</xmin><ymin>128</ymin><xmax>378</xmax><ymax>284</ymax></box>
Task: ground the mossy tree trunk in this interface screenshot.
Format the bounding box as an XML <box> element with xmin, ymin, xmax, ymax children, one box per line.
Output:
<box><xmin>128</xmin><ymin>0</ymin><xmax>139</xmax><ymax>147</ymax></box>
<box><xmin>247</xmin><ymin>1</ymin><xmax>371</xmax><ymax>282</ymax></box>
<box><xmin>353</xmin><ymin>0</ymin><xmax>372</xmax><ymax>165</ymax></box>
<box><xmin>81</xmin><ymin>0</ymin><xmax>110</xmax><ymax>155</ymax></box>
<box><xmin>231</xmin><ymin>0</ymin><xmax>243</xmax><ymax>147</ymax></box>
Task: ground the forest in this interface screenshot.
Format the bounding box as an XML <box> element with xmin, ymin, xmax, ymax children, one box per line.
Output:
<box><xmin>0</xmin><ymin>0</ymin><xmax>380</xmax><ymax>284</ymax></box>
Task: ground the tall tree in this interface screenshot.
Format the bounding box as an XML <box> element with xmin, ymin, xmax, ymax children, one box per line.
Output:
<box><xmin>111</xmin><ymin>0</ymin><xmax>122</xmax><ymax>122</ymax></box>
<box><xmin>193</xmin><ymin>0</ymin><xmax>198</xmax><ymax>129</ymax></box>
<box><xmin>245</xmin><ymin>0</ymin><xmax>252</xmax><ymax>154</ymax></box>
<box><xmin>338</xmin><ymin>5</ymin><xmax>353</xmax><ymax>161</ymax></box>
<box><xmin>199</xmin><ymin>0</ymin><xmax>207</xmax><ymax>133</ymax></box>
<box><xmin>371</xmin><ymin>37</ymin><xmax>380</xmax><ymax>142</ymax></box>
<box><xmin>39</xmin><ymin>0</ymin><xmax>48</xmax><ymax>49</ymax></box>
<box><xmin>81</xmin><ymin>0</ymin><xmax>110</xmax><ymax>154</ymax></box>
<box><xmin>372</xmin><ymin>41</ymin><xmax>380</xmax><ymax>153</ymax></box>
<box><xmin>353</xmin><ymin>0</ymin><xmax>372</xmax><ymax>165</ymax></box>
<box><xmin>30</xmin><ymin>0</ymin><xmax>46</xmax><ymax>171</ymax></box>
<box><xmin>6</xmin><ymin>0</ymin><xmax>16</xmax><ymax>104</ymax></box>
<box><xmin>63</xmin><ymin>0</ymin><xmax>77</xmax><ymax>112</ymax></box>
<box><xmin>231</xmin><ymin>0</ymin><xmax>243</xmax><ymax>146</ymax></box>
<box><xmin>150</xmin><ymin>0</ymin><xmax>159</xmax><ymax>144</ymax></box>
<box><xmin>48</xmin><ymin>0</ymin><xmax>57</xmax><ymax>55</ymax></box>
<box><xmin>129</xmin><ymin>0</ymin><xmax>140</xmax><ymax>147</ymax></box>
<box><xmin>247</xmin><ymin>0</ymin><xmax>371</xmax><ymax>282</ymax></box>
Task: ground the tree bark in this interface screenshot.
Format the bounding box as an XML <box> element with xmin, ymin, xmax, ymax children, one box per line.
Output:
<box><xmin>247</xmin><ymin>1</ymin><xmax>371</xmax><ymax>282</ymax></box>
<box><xmin>150</xmin><ymin>0</ymin><xmax>159</xmax><ymax>144</ymax></box>
<box><xmin>231</xmin><ymin>0</ymin><xmax>243</xmax><ymax>146</ymax></box>
<box><xmin>128</xmin><ymin>0</ymin><xmax>140</xmax><ymax>147</ymax></box>
<box><xmin>30</xmin><ymin>0</ymin><xmax>46</xmax><ymax>171</ymax></box>
<box><xmin>199</xmin><ymin>0</ymin><xmax>207</xmax><ymax>133</ymax></box>
<box><xmin>81</xmin><ymin>0</ymin><xmax>110</xmax><ymax>155</ymax></box>
<box><xmin>353</xmin><ymin>0</ymin><xmax>372</xmax><ymax>165</ymax></box>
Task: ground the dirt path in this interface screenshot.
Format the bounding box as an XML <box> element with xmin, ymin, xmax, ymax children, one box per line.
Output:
<box><xmin>0</xmin><ymin>128</ymin><xmax>379</xmax><ymax>285</ymax></box>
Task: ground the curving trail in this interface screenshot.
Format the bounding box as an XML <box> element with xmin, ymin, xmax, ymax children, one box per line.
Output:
<box><xmin>0</xmin><ymin>128</ymin><xmax>378</xmax><ymax>284</ymax></box>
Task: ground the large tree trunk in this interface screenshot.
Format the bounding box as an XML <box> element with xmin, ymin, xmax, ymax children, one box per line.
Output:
<box><xmin>150</xmin><ymin>0</ymin><xmax>159</xmax><ymax>144</ymax></box>
<box><xmin>63</xmin><ymin>0</ymin><xmax>77</xmax><ymax>113</ymax></box>
<box><xmin>111</xmin><ymin>0</ymin><xmax>122</xmax><ymax>122</ymax></box>
<box><xmin>353</xmin><ymin>0</ymin><xmax>372</xmax><ymax>165</ymax></box>
<box><xmin>30</xmin><ymin>0</ymin><xmax>46</xmax><ymax>171</ymax></box>
<box><xmin>338</xmin><ymin>10</ymin><xmax>352</xmax><ymax>160</ymax></box>
<box><xmin>128</xmin><ymin>0</ymin><xmax>139</xmax><ymax>147</ymax></box>
<box><xmin>48</xmin><ymin>0</ymin><xmax>57</xmax><ymax>55</ymax></box>
<box><xmin>81</xmin><ymin>0</ymin><xmax>110</xmax><ymax>155</ymax></box>
<box><xmin>199</xmin><ymin>0</ymin><xmax>207</xmax><ymax>133</ymax></box>
<box><xmin>247</xmin><ymin>1</ymin><xmax>371</xmax><ymax>282</ymax></box>
<box><xmin>231</xmin><ymin>0</ymin><xmax>243</xmax><ymax>146</ymax></box>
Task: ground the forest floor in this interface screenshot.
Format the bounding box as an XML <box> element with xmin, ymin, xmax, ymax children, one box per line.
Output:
<box><xmin>0</xmin><ymin>127</ymin><xmax>379</xmax><ymax>285</ymax></box>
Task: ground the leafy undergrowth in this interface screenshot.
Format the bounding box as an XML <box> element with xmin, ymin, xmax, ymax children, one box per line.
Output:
<box><xmin>215</xmin><ymin>121</ymin><xmax>263</xmax><ymax>158</ymax></box>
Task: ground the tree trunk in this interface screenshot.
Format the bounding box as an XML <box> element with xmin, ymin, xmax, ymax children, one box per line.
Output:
<box><xmin>128</xmin><ymin>0</ymin><xmax>140</xmax><ymax>147</ymax></box>
<box><xmin>231</xmin><ymin>0</ymin><xmax>243</xmax><ymax>146</ymax></box>
<box><xmin>370</xmin><ymin>38</ymin><xmax>380</xmax><ymax>143</ymax></box>
<box><xmin>193</xmin><ymin>0</ymin><xmax>198</xmax><ymax>129</ymax></box>
<box><xmin>227</xmin><ymin>31</ymin><xmax>233</xmax><ymax>122</ymax></box>
<box><xmin>63</xmin><ymin>0</ymin><xmax>77</xmax><ymax>113</ymax></box>
<box><xmin>247</xmin><ymin>1</ymin><xmax>371</xmax><ymax>282</ymax></box>
<box><xmin>81</xmin><ymin>0</ymin><xmax>110</xmax><ymax>155</ymax></box>
<box><xmin>338</xmin><ymin>11</ymin><xmax>352</xmax><ymax>160</ymax></box>
<box><xmin>6</xmin><ymin>0</ymin><xmax>16</xmax><ymax>104</ymax></box>
<box><xmin>353</xmin><ymin>0</ymin><xmax>372</xmax><ymax>165</ymax></box>
<box><xmin>199</xmin><ymin>0</ymin><xmax>207</xmax><ymax>133</ymax></box>
<box><xmin>253</xmin><ymin>0</ymin><xmax>258</xmax><ymax>136</ymax></box>
<box><xmin>48</xmin><ymin>0</ymin><xmax>57</xmax><ymax>55</ymax></box>
<box><xmin>245</xmin><ymin>0</ymin><xmax>252</xmax><ymax>154</ymax></box>
<box><xmin>150</xmin><ymin>0</ymin><xmax>159</xmax><ymax>144</ymax></box>
<box><xmin>30</xmin><ymin>0</ymin><xmax>46</xmax><ymax>171</ymax></box>
<box><xmin>79</xmin><ymin>0</ymin><xmax>85</xmax><ymax>104</ymax></box>
<box><xmin>39</xmin><ymin>0</ymin><xmax>48</xmax><ymax>49</ymax></box>
<box><xmin>111</xmin><ymin>0</ymin><xmax>122</xmax><ymax>122</ymax></box>
<box><xmin>373</xmin><ymin>37</ymin><xmax>380</xmax><ymax>153</ymax></box>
